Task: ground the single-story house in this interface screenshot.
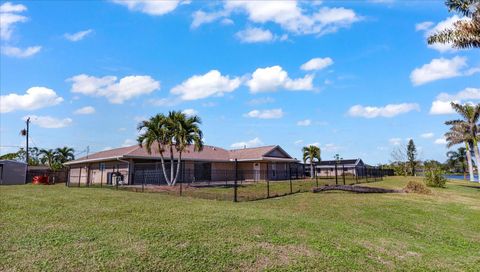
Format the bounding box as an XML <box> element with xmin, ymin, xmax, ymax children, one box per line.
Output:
<box><xmin>0</xmin><ymin>160</ymin><xmax>27</xmax><ymax>185</ymax></box>
<box><xmin>64</xmin><ymin>144</ymin><xmax>303</xmax><ymax>186</ymax></box>
<box><xmin>309</xmin><ymin>159</ymin><xmax>369</xmax><ymax>177</ymax></box>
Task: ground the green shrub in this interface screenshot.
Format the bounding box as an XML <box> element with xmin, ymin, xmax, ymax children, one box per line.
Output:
<box><xmin>404</xmin><ymin>180</ymin><xmax>432</xmax><ymax>194</ymax></box>
<box><xmin>424</xmin><ymin>168</ymin><xmax>447</xmax><ymax>188</ymax></box>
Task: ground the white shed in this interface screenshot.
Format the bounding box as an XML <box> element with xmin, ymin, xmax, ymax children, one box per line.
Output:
<box><xmin>0</xmin><ymin>160</ymin><xmax>27</xmax><ymax>185</ymax></box>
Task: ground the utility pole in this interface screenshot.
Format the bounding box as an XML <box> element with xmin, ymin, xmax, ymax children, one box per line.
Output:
<box><xmin>25</xmin><ymin>117</ymin><xmax>30</xmax><ymax>164</ymax></box>
<box><xmin>24</xmin><ymin>117</ymin><xmax>30</xmax><ymax>184</ymax></box>
<box><xmin>86</xmin><ymin>146</ymin><xmax>90</xmax><ymax>159</ymax></box>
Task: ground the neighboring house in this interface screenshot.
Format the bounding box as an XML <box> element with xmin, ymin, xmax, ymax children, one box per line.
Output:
<box><xmin>64</xmin><ymin>144</ymin><xmax>303</xmax><ymax>186</ymax></box>
<box><xmin>314</xmin><ymin>159</ymin><xmax>368</xmax><ymax>177</ymax></box>
<box><xmin>0</xmin><ymin>160</ymin><xmax>27</xmax><ymax>185</ymax></box>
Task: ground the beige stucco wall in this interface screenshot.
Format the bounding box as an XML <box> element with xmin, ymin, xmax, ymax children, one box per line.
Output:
<box><xmin>68</xmin><ymin>161</ymin><xmax>129</xmax><ymax>185</ymax></box>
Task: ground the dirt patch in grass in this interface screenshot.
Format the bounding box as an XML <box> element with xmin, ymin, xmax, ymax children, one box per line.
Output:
<box><xmin>235</xmin><ymin>242</ymin><xmax>314</xmax><ymax>271</ymax></box>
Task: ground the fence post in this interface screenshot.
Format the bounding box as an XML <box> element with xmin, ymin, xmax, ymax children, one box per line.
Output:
<box><xmin>335</xmin><ymin>164</ymin><xmax>338</xmax><ymax>185</ymax></box>
<box><xmin>364</xmin><ymin>166</ymin><xmax>368</xmax><ymax>182</ymax></box>
<box><xmin>78</xmin><ymin>167</ymin><xmax>81</xmax><ymax>187</ymax></box>
<box><xmin>289</xmin><ymin>163</ymin><xmax>293</xmax><ymax>194</ymax></box>
<box><xmin>342</xmin><ymin>164</ymin><xmax>346</xmax><ymax>185</ymax></box>
<box><xmin>234</xmin><ymin>159</ymin><xmax>238</xmax><ymax>202</ymax></box>
<box><xmin>355</xmin><ymin>167</ymin><xmax>359</xmax><ymax>184</ymax></box>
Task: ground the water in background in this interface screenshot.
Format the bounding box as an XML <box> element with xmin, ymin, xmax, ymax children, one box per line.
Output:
<box><xmin>444</xmin><ymin>175</ymin><xmax>479</xmax><ymax>181</ymax></box>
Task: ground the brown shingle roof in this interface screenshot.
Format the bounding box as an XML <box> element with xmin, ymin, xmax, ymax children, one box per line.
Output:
<box><xmin>228</xmin><ymin>145</ymin><xmax>277</xmax><ymax>160</ymax></box>
<box><xmin>66</xmin><ymin>144</ymin><xmax>295</xmax><ymax>165</ymax></box>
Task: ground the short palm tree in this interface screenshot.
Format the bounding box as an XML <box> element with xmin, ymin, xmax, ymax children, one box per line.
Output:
<box><xmin>428</xmin><ymin>0</ymin><xmax>480</xmax><ymax>49</ymax></box>
<box><xmin>445</xmin><ymin>102</ymin><xmax>480</xmax><ymax>181</ymax></box>
<box><xmin>137</xmin><ymin>111</ymin><xmax>203</xmax><ymax>186</ymax></box>
<box><xmin>445</xmin><ymin>122</ymin><xmax>476</xmax><ymax>181</ymax></box>
<box><xmin>56</xmin><ymin>146</ymin><xmax>75</xmax><ymax>163</ymax></box>
<box><xmin>302</xmin><ymin>145</ymin><xmax>321</xmax><ymax>179</ymax></box>
<box><xmin>39</xmin><ymin>149</ymin><xmax>58</xmax><ymax>169</ymax></box>
<box><xmin>446</xmin><ymin>147</ymin><xmax>468</xmax><ymax>179</ymax></box>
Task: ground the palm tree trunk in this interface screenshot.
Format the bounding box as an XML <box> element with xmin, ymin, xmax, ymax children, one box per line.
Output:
<box><xmin>157</xmin><ymin>144</ymin><xmax>171</xmax><ymax>185</ymax></box>
<box><xmin>169</xmin><ymin>145</ymin><xmax>175</xmax><ymax>186</ymax></box>
<box><xmin>466</xmin><ymin>142</ymin><xmax>475</xmax><ymax>182</ymax></box>
<box><xmin>310</xmin><ymin>161</ymin><xmax>314</xmax><ymax>180</ymax></box>
<box><xmin>473</xmin><ymin>140</ymin><xmax>480</xmax><ymax>182</ymax></box>
<box><xmin>172</xmin><ymin>152</ymin><xmax>182</xmax><ymax>186</ymax></box>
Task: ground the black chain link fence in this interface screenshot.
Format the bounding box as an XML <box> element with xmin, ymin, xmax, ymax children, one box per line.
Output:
<box><xmin>67</xmin><ymin>161</ymin><xmax>389</xmax><ymax>202</ymax></box>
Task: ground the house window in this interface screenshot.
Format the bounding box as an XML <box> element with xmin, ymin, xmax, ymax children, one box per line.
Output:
<box><xmin>99</xmin><ymin>163</ymin><xmax>105</xmax><ymax>171</ymax></box>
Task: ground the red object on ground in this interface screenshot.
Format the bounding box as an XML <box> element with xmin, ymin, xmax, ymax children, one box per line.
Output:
<box><xmin>32</xmin><ymin>175</ymin><xmax>49</xmax><ymax>185</ymax></box>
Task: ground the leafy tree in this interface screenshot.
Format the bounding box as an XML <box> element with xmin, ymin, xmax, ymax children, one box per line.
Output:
<box><xmin>445</xmin><ymin>102</ymin><xmax>480</xmax><ymax>181</ymax></box>
<box><xmin>446</xmin><ymin>147</ymin><xmax>468</xmax><ymax>178</ymax></box>
<box><xmin>407</xmin><ymin>139</ymin><xmax>418</xmax><ymax>176</ymax></box>
<box><xmin>428</xmin><ymin>0</ymin><xmax>480</xmax><ymax>49</ymax></box>
<box><xmin>137</xmin><ymin>111</ymin><xmax>203</xmax><ymax>186</ymax></box>
<box><xmin>302</xmin><ymin>145</ymin><xmax>321</xmax><ymax>179</ymax></box>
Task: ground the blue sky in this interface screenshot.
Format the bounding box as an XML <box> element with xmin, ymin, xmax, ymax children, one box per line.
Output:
<box><xmin>1</xmin><ymin>0</ymin><xmax>479</xmax><ymax>164</ymax></box>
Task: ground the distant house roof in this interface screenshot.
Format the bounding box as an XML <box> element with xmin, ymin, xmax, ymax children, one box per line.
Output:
<box><xmin>316</xmin><ymin>159</ymin><xmax>364</xmax><ymax>167</ymax></box>
<box><xmin>64</xmin><ymin>144</ymin><xmax>296</xmax><ymax>165</ymax></box>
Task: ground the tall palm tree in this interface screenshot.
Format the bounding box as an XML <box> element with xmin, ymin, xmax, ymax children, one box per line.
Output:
<box><xmin>169</xmin><ymin>111</ymin><xmax>203</xmax><ymax>185</ymax></box>
<box><xmin>137</xmin><ymin>111</ymin><xmax>204</xmax><ymax>186</ymax></box>
<box><xmin>428</xmin><ymin>0</ymin><xmax>480</xmax><ymax>49</ymax></box>
<box><xmin>56</xmin><ymin>146</ymin><xmax>75</xmax><ymax>163</ymax></box>
<box><xmin>447</xmin><ymin>147</ymin><xmax>468</xmax><ymax>179</ymax></box>
<box><xmin>445</xmin><ymin>103</ymin><xmax>480</xmax><ymax>181</ymax></box>
<box><xmin>39</xmin><ymin>149</ymin><xmax>58</xmax><ymax>169</ymax></box>
<box><xmin>302</xmin><ymin>145</ymin><xmax>321</xmax><ymax>179</ymax></box>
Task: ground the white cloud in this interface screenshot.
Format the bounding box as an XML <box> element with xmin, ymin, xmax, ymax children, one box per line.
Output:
<box><xmin>235</xmin><ymin>27</ymin><xmax>274</xmax><ymax>43</ymax></box>
<box><xmin>301</xmin><ymin>57</ymin><xmax>333</xmax><ymax>71</ymax></box>
<box><xmin>389</xmin><ymin>138</ymin><xmax>402</xmax><ymax>146</ymax></box>
<box><xmin>182</xmin><ymin>108</ymin><xmax>198</xmax><ymax>116</ymax></box>
<box><xmin>430</xmin><ymin>87</ymin><xmax>480</xmax><ymax>115</ymax></box>
<box><xmin>224</xmin><ymin>1</ymin><xmax>361</xmax><ymax>36</ymax></box>
<box><xmin>68</xmin><ymin>74</ymin><xmax>160</xmax><ymax>104</ymax></box>
<box><xmin>170</xmin><ymin>70</ymin><xmax>240</xmax><ymax>100</ymax></box>
<box><xmin>24</xmin><ymin>115</ymin><xmax>72</xmax><ymax>129</ymax></box>
<box><xmin>231</xmin><ymin>137</ymin><xmax>263</xmax><ymax>148</ymax></box>
<box><xmin>64</xmin><ymin>29</ymin><xmax>93</xmax><ymax>42</ymax></box>
<box><xmin>122</xmin><ymin>139</ymin><xmax>137</xmax><ymax>147</ymax></box>
<box><xmin>1</xmin><ymin>45</ymin><xmax>41</xmax><ymax>58</ymax></box>
<box><xmin>0</xmin><ymin>2</ymin><xmax>27</xmax><ymax>13</ymax></box>
<box><xmin>420</xmin><ymin>132</ymin><xmax>434</xmax><ymax>139</ymax></box>
<box><xmin>74</xmin><ymin>106</ymin><xmax>95</xmax><ymax>115</ymax></box>
<box><xmin>191</xmin><ymin>10</ymin><xmax>229</xmax><ymax>28</ymax></box>
<box><xmin>297</xmin><ymin>119</ymin><xmax>312</xmax><ymax>126</ymax></box>
<box><xmin>417</xmin><ymin>16</ymin><xmax>470</xmax><ymax>52</ymax></box>
<box><xmin>247</xmin><ymin>97</ymin><xmax>275</xmax><ymax>106</ymax></box>
<box><xmin>410</xmin><ymin>56</ymin><xmax>474</xmax><ymax>86</ymax></box>
<box><xmin>247</xmin><ymin>65</ymin><xmax>314</xmax><ymax>93</ymax></box>
<box><xmin>415</xmin><ymin>21</ymin><xmax>433</xmax><ymax>31</ymax></box>
<box><xmin>294</xmin><ymin>139</ymin><xmax>304</xmax><ymax>145</ymax></box>
<box><xmin>0</xmin><ymin>2</ymin><xmax>27</xmax><ymax>40</ymax></box>
<box><xmin>111</xmin><ymin>0</ymin><xmax>188</xmax><ymax>16</ymax></box>
<box><xmin>244</xmin><ymin>109</ymin><xmax>284</xmax><ymax>119</ymax></box>
<box><xmin>322</xmin><ymin>143</ymin><xmax>342</xmax><ymax>152</ymax></box>
<box><xmin>1</xmin><ymin>87</ymin><xmax>63</xmax><ymax>113</ymax></box>
<box><xmin>434</xmin><ymin>138</ymin><xmax>447</xmax><ymax>145</ymax></box>
<box><xmin>348</xmin><ymin>103</ymin><xmax>420</xmax><ymax>118</ymax></box>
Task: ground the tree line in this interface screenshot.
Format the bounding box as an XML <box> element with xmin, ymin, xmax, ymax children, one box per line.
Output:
<box><xmin>0</xmin><ymin>147</ymin><xmax>75</xmax><ymax>170</ymax></box>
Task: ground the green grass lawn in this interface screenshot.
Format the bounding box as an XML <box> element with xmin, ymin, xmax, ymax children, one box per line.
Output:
<box><xmin>1</xmin><ymin>177</ymin><xmax>479</xmax><ymax>271</ymax></box>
